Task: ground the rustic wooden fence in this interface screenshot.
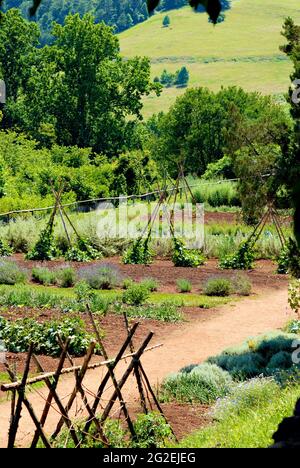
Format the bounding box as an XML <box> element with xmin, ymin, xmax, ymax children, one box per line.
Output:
<box><xmin>0</xmin><ymin>309</ymin><xmax>172</xmax><ymax>448</ymax></box>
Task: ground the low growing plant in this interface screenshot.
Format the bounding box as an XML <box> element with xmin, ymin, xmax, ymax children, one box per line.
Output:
<box><xmin>0</xmin><ymin>261</ymin><xmax>27</xmax><ymax>285</ymax></box>
<box><xmin>122</xmin><ymin>238</ymin><xmax>154</xmax><ymax>265</ymax></box>
<box><xmin>219</xmin><ymin>241</ymin><xmax>255</xmax><ymax>270</ymax></box>
<box><xmin>140</xmin><ymin>278</ymin><xmax>159</xmax><ymax>292</ymax></box>
<box><xmin>176</xmin><ymin>278</ymin><xmax>192</xmax><ymax>293</ymax></box>
<box><xmin>160</xmin><ymin>363</ymin><xmax>233</xmax><ymax>404</ymax></box>
<box><xmin>172</xmin><ymin>238</ymin><xmax>205</xmax><ymax>268</ymax></box>
<box><xmin>122</xmin><ymin>283</ymin><xmax>150</xmax><ymax>306</ymax></box>
<box><xmin>78</xmin><ymin>265</ymin><xmax>120</xmax><ymax>290</ymax></box>
<box><xmin>204</xmin><ymin>277</ymin><xmax>232</xmax><ymax>297</ymax></box>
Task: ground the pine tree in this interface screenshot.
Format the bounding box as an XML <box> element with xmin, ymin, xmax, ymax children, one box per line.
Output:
<box><xmin>162</xmin><ymin>15</ymin><xmax>171</xmax><ymax>28</ymax></box>
<box><xmin>175</xmin><ymin>66</ymin><xmax>190</xmax><ymax>87</ymax></box>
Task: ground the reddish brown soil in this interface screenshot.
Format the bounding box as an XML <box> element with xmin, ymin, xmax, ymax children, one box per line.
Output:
<box><xmin>12</xmin><ymin>254</ymin><xmax>288</xmax><ymax>293</ymax></box>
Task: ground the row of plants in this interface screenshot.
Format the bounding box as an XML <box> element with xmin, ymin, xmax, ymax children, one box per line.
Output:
<box><xmin>176</xmin><ymin>274</ymin><xmax>252</xmax><ymax>297</ymax></box>
<box><xmin>0</xmin><ymin>316</ymin><xmax>100</xmax><ymax>357</ymax></box>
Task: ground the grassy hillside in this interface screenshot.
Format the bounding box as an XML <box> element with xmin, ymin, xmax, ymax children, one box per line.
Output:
<box><xmin>119</xmin><ymin>0</ymin><xmax>300</xmax><ymax>117</ymax></box>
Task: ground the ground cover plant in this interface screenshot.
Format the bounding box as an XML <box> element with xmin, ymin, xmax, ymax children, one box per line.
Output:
<box><xmin>207</xmin><ymin>332</ymin><xmax>300</xmax><ymax>380</ymax></box>
<box><xmin>204</xmin><ymin>277</ymin><xmax>232</xmax><ymax>297</ymax></box>
<box><xmin>0</xmin><ymin>261</ymin><xmax>27</xmax><ymax>285</ymax></box>
<box><xmin>179</xmin><ymin>380</ymin><xmax>300</xmax><ymax>448</ymax></box>
<box><xmin>176</xmin><ymin>279</ymin><xmax>192</xmax><ymax>293</ymax></box>
<box><xmin>160</xmin><ymin>363</ymin><xmax>233</xmax><ymax>404</ymax></box>
<box><xmin>0</xmin><ymin>316</ymin><xmax>99</xmax><ymax>357</ymax></box>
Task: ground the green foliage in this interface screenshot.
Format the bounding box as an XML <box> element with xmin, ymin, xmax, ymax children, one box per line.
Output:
<box><xmin>219</xmin><ymin>241</ymin><xmax>255</xmax><ymax>270</ymax></box>
<box><xmin>288</xmin><ymin>279</ymin><xmax>300</xmax><ymax>315</ymax></box>
<box><xmin>150</xmin><ymin>87</ymin><xmax>288</xmax><ymax>178</ymax></box>
<box><xmin>79</xmin><ymin>265</ymin><xmax>121</xmax><ymax>290</ymax></box>
<box><xmin>0</xmin><ymin>316</ymin><xmax>99</xmax><ymax>356</ymax></box>
<box><xmin>160</xmin><ymin>363</ymin><xmax>233</xmax><ymax>404</ymax></box>
<box><xmin>162</xmin><ymin>15</ymin><xmax>171</xmax><ymax>27</ymax></box>
<box><xmin>0</xmin><ymin>239</ymin><xmax>13</xmax><ymax>257</ymax></box>
<box><xmin>65</xmin><ymin>238</ymin><xmax>102</xmax><ymax>262</ymax></box>
<box><xmin>27</xmin><ymin>224</ymin><xmax>57</xmax><ymax>261</ymax></box>
<box><xmin>176</xmin><ymin>278</ymin><xmax>192</xmax><ymax>293</ymax></box>
<box><xmin>123</xmin><ymin>238</ymin><xmax>154</xmax><ymax>265</ymax></box>
<box><xmin>115</xmin><ymin>301</ymin><xmax>182</xmax><ymax>322</ymax></box>
<box><xmin>192</xmin><ymin>181</ymin><xmax>240</xmax><ymax>207</ymax></box>
<box><xmin>172</xmin><ymin>238</ymin><xmax>205</xmax><ymax>268</ymax></box>
<box><xmin>232</xmin><ymin>273</ymin><xmax>252</xmax><ymax>296</ymax></box>
<box><xmin>132</xmin><ymin>412</ymin><xmax>175</xmax><ymax>448</ymax></box>
<box><xmin>202</xmin><ymin>156</ymin><xmax>235</xmax><ymax>180</ymax></box>
<box><xmin>157</xmin><ymin>66</ymin><xmax>189</xmax><ymax>88</ymax></box>
<box><xmin>140</xmin><ymin>277</ymin><xmax>159</xmax><ymax>292</ymax></box>
<box><xmin>180</xmin><ymin>382</ymin><xmax>300</xmax><ymax>448</ymax></box>
<box><xmin>208</xmin><ymin>332</ymin><xmax>300</xmax><ymax>380</ymax></box>
<box><xmin>58</xmin><ymin>267</ymin><xmax>76</xmax><ymax>288</ymax></box>
<box><xmin>284</xmin><ymin>319</ymin><xmax>300</xmax><ymax>334</ymax></box>
<box><xmin>122</xmin><ymin>283</ymin><xmax>150</xmax><ymax>306</ymax></box>
<box><xmin>204</xmin><ymin>277</ymin><xmax>232</xmax><ymax>297</ymax></box>
<box><xmin>0</xmin><ymin>261</ymin><xmax>27</xmax><ymax>285</ymax></box>
<box><xmin>32</xmin><ymin>267</ymin><xmax>57</xmax><ymax>286</ymax></box>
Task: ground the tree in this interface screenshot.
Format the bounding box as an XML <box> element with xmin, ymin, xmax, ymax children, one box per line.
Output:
<box><xmin>175</xmin><ymin>66</ymin><xmax>189</xmax><ymax>87</ymax></box>
<box><xmin>11</xmin><ymin>13</ymin><xmax>160</xmax><ymax>156</ymax></box>
<box><xmin>0</xmin><ymin>9</ymin><xmax>39</xmax><ymax>127</ymax></box>
<box><xmin>162</xmin><ymin>15</ymin><xmax>171</xmax><ymax>28</ymax></box>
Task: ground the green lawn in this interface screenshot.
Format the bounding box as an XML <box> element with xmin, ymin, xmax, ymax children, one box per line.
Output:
<box><xmin>178</xmin><ymin>384</ymin><xmax>300</xmax><ymax>448</ymax></box>
<box><xmin>119</xmin><ymin>0</ymin><xmax>300</xmax><ymax>117</ymax></box>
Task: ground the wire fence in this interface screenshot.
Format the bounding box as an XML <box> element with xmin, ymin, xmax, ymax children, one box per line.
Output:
<box><xmin>0</xmin><ymin>175</ymin><xmax>273</xmax><ymax>220</ymax></box>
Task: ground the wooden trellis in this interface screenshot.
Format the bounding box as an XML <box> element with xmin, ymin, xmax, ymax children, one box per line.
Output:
<box><xmin>0</xmin><ymin>310</ymin><xmax>173</xmax><ymax>448</ymax></box>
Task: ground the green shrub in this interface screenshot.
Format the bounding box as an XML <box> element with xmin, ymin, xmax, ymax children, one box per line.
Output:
<box><xmin>219</xmin><ymin>241</ymin><xmax>255</xmax><ymax>270</ymax></box>
<box><xmin>208</xmin><ymin>332</ymin><xmax>299</xmax><ymax>380</ymax></box>
<box><xmin>79</xmin><ymin>265</ymin><xmax>120</xmax><ymax>290</ymax></box>
<box><xmin>65</xmin><ymin>238</ymin><xmax>102</xmax><ymax>262</ymax></box>
<box><xmin>0</xmin><ymin>261</ymin><xmax>27</xmax><ymax>285</ymax></box>
<box><xmin>0</xmin><ymin>239</ymin><xmax>13</xmax><ymax>257</ymax></box>
<box><xmin>0</xmin><ymin>316</ymin><xmax>100</xmax><ymax>357</ymax></box>
<box><xmin>172</xmin><ymin>238</ymin><xmax>205</xmax><ymax>268</ymax></box>
<box><xmin>176</xmin><ymin>278</ymin><xmax>192</xmax><ymax>293</ymax></box>
<box><xmin>160</xmin><ymin>363</ymin><xmax>233</xmax><ymax>404</ymax></box>
<box><xmin>232</xmin><ymin>273</ymin><xmax>252</xmax><ymax>296</ymax></box>
<box><xmin>32</xmin><ymin>267</ymin><xmax>57</xmax><ymax>286</ymax></box>
<box><xmin>57</xmin><ymin>267</ymin><xmax>76</xmax><ymax>288</ymax></box>
<box><xmin>284</xmin><ymin>319</ymin><xmax>300</xmax><ymax>334</ymax></box>
<box><xmin>212</xmin><ymin>378</ymin><xmax>280</xmax><ymax>421</ymax></box>
<box><xmin>27</xmin><ymin>225</ymin><xmax>57</xmax><ymax>261</ymax></box>
<box><xmin>122</xmin><ymin>284</ymin><xmax>150</xmax><ymax>306</ymax></box>
<box><xmin>122</xmin><ymin>278</ymin><xmax>134</xmax><ymax>290</ymax></box>
<box><xmin>204</xmin><ymin>277</ymin><xmax>232</xmax><ymax>297</ymax></box>
<box><xmin>132</xmin><ymin>412</ymin><xmax>175</xmax><ymax>448</ymax></box>
<box><xmin>140</xmin><ymin>278</ymin><xmax>159</xmax><ymax>292</ymax></box>
<box><xmin>123</xmin><ymin>238</ymin><xmax>154</xmax><ymax>265</ymax></box>
<box><xmin>115</xmin><ymin>301</ymin><xmax>182</xmax><ymax>322</ymax></box>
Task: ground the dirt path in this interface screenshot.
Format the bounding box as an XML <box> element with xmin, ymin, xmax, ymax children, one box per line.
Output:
<box><xmin>0</xmin><ymin>286</ymin><xmax>292</xmax><ymax>448</ymax></box>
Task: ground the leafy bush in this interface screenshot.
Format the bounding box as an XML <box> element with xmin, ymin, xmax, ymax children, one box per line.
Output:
<box><xmin>27</xmin><ymin>224</ymin><xmax>57</xmax><ymax>261</ymax></box>
<box><xmin>78</xmin><ymin>264</ymin><xmax>120</xmax><ymax>290</ymax></box>
<box><xmin>284</xmin><ymin>319</ymin><xmax>300</xmax><ymax>334</ymax></box>
<box><xmin>122</xmin><ymin>278</ymin><xmax>134</xmax><ymax>290</ymax></box>
<box><xmin>172</xmin><ymin>238</ymin><xmax>205</xmax><ymax>268</ymax></box>
<box><xmin>115</xmin><ymin>301</ymin><xmax>182</xmax><ymax>322</ymax></box>
<box><xmin>57</xmin><ymin>267</ymin><xmax>76</xmax><ymax>288</ymax></box>
<box><xmin>122</xmin><ymin>238</ymin><xmax>154</xmax><ymax>265</ymax></box>
<box><xmin>176</xmin><ymin>278</ymin><xmax>192</xmax><ymax>293</ymax></box>
<box><xmin>32</xmin><ymin>266</ymin><xmax>76</xmax><ymax>287</ymax></box>
<box><xmin>32</xmin><ymin>267</ymin><xmax>57</xmax><ymax>286</ymax></box>
<box><xmin>208</xmin><ymin>332</ymin><xmax>300</xmax><ymax>380</ymax></box>
<box><xmin>204</xmin><ymin>277</ymin><xmax>232</xmax><ymax>297</ymax></box>
<box><xmin>219</xmin><ymin>241</ymin><xmax>255</xmax><ymax>270</ymax></box>
<box><xmin>0</xmin><ymin>239</ymin><xmax>13</xmax><ymax>257</ymax></box>
<box><xmin>288</xmin><ymin>279</ymin><xmax>300</xmax><ymax>315</ymax></box>
<box><xmin>160</xmin><ymin>363</ymin><xmax>233</xmax><ymax>404</ymax></box>
<box><xmin>65</xmin><ymin>238</ymin><xmax>102</xmax><ymax>262</ymax></box>
<box><xmin>132</xmin><ymin>412</ymin><xmax>175</xmax><ymax>449</ymax></box>
<box><xmin>140</xmin><ymin>278</ymin><xmax>159</xmax><ymax>292</ymax></box>
<box><xmin>232</xmin><ymin>273</ymin><xmax>252</xmax><ymax>296</ymax></box>
<box><xmin>0</xmin><ymin>316</ymin><xmax>100</xmax><ymax>356</ymax></box>
<box><xmin>122</xmin><ymin>284</ymin><xmax>150</xmax><ymax>306</ymax></box>
<box><xmin>277</xmin><ymin>244</ymin><xmax>290</xmax><ymax>275</ymax></box>
<box><xmin>0</xmin><ymin>261</ymin><xmax>27</xmax><ymax>285</ymax></box>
